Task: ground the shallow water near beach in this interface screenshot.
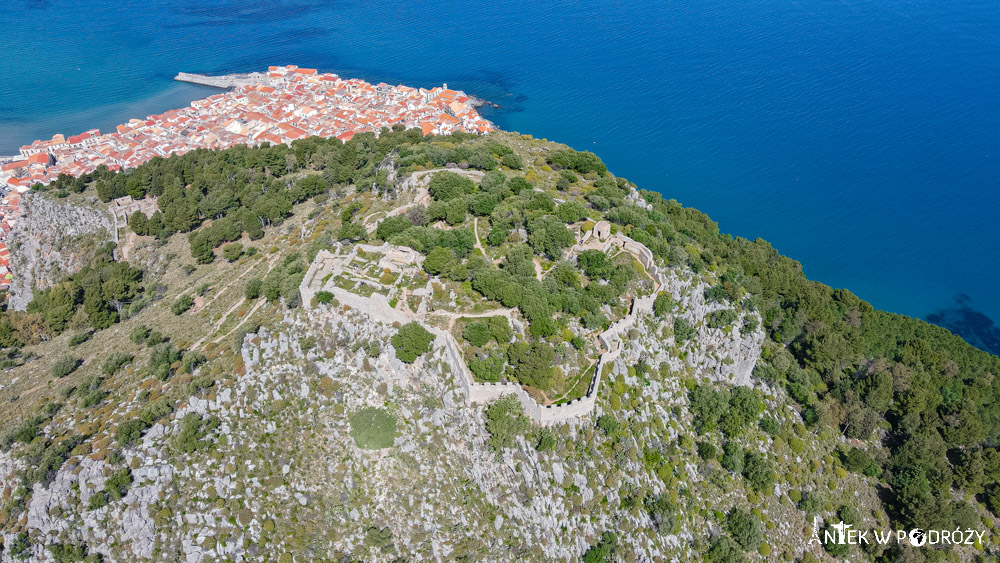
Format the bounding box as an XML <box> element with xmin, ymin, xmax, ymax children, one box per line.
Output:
<box><xmin>3</xmin><ymin>0</ymin><xmax>998</xmax><ymax>353</ymax></box>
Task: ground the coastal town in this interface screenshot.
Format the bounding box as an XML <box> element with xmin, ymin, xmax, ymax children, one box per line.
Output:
<box><xmin>1</xmin><ymin>65</ymin><xmax>494</xmax><ymax>191</ymax></box>
<box><xmin>0</xmin><ymin>65</ymin><xmax>495</xmax><ymax>296</ymax></box>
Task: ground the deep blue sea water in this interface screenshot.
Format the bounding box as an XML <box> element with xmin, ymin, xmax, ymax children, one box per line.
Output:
<box><xmin>3</xmin><ymin>0</ymin><xmax>999</xmax><ymax>353</ymax></box>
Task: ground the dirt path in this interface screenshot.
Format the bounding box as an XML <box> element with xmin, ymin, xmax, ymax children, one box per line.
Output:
<box><xmin>473</xmin><ymin>217</ymin><xmax>485</xmax><ymax>256</ymax></box>
<box><xmin>191</xmin><ymin>295</ymin><xmax>247</xmax><ymax>350</ymax></box>
<box><xmin>191</xmin><ymin>252</ymin><xmax>281</xmax><ymax>349</ymax></box>
<box><xmin>119</xmin><ymin>232</ymin><xmax>138</xmax><ymax>261</ymax></box>
<box><xmin>203</xmin><ymin>252</ymin><xmax>280</xmax><ymax>307</ymax></box>
<box><xmin>207</xmin><ymin>296</ymin><xmax>270</xmax><ymax>348</ymax></box>
<box><xmin>547</xmin><ymin>359</ymin><xmax>597</xmax><ymax>405</ymax></box>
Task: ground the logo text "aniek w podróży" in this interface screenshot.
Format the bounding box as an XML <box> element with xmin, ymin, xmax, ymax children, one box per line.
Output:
<box><xmin>809</xmin><ymin>520</ymin><xmax>986</xmax><ymax>548</ymax></box>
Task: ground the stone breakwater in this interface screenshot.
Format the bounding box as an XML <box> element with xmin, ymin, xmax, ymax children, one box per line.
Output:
<box><xmin>174</xmin><ymin>72</ymin><xmax>273</xmax><ymax>89</ymax></box>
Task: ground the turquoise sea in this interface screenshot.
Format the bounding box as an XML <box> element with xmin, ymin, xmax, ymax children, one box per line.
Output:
<box><xmin>2</xmin><ymin>0</ymin><xmax>998</xmax><ymax>353</ymax></box>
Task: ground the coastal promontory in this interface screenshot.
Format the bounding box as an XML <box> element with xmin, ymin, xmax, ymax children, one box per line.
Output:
<box><xmin>0</xmin><ymin>71</ymin><xmax>997</xmax><ymax>562</ymax></box>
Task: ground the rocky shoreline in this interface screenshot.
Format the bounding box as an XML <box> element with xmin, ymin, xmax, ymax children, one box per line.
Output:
<box><xmin>467</xmin><ymin>94</ymin><xmax>502</xmax><ymax>110</ymax></box>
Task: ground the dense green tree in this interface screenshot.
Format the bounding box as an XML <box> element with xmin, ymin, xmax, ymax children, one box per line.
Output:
<box><xmin>547</xmin><ymin>148</ymin><xmax>607</xmax><ymax>175</ymax></box>
<box><xmin>469</xmin><ymin>349</ymin><xmax>506</xmax><ymax>381</ymax></box>
<box><xmin>697</xmin><ymin>440</ymin><xmax>719</xmax><ymax>460</ymax></box>
<box><xmin>653</xmin><ymin>293</ymin><xmax>674</xmax><ymax>317</ymax></box>
<box><xmin>705</xmin><ymin>536</ymin><xmax>747</xmax><ymax>563</ymax></box>
<box><xmin>484</xmin><ymin>395</ymin><xmax>529</xmax><ymax>451</ymax></box>
<box><xmin>479</xmin><ymin>169</ymin><xmax>507</xmax><ymax>193</ymax></box>
<box><xmin>102</xmin><ymin>353</ymin><xmax>133</xmax><ymax>377</ymax></box>
<box><xmin>391</xmin><ymin>322</ymin><xmax>434</xmax><ymax>363</ymax></box>
<box><xmin>721</xmin><ymin>441</ymin><xmax>744</xmax><ymax>474</ymax></box>
<box><xmin>245</xmin><ymin>277</ymin><xmax>262</xmax><ymax>300</ymax></box>
<box><xmin>469</xmin><ymin>192</ymin><xmax>499</xmax><ymax>216</ymax></box>
<box><xmin>954</xmin><ymin>449</ymin><xmax>986</xmax><ymax>494</ymax></box>
<box><xmin>428</xmin><ymin>171</ymin><xmax>475</xmax><ymax>201</ymax></box>
<box><xmin>487</xmin><ymin>316</ymin><xmax>513</xmax><ymax>343</ymax></box>
<box><xmin>130</xmin><ymin>325</ymin><xmax>151</xmax><ymax>345</ymax></box>
<box><xmin>720</xmin><ymin>387</ymin><xmax>763</xmax><ymax>437</ymax></box>
<box><xmin>506</xmin><ymin>176</ymin><xmax>531</xmax><ymax>194</ymax></box>
<box><xmin>988</xmin><ymin>485</ymin><xmax>1000</xmax><ymax>517</ymax></box>
<box><xmin>462</xmin><ymin>321</ymin><xmax>492</xmax><ymax>347</ymax></box>
<box><xmin>596</xmin><ymin>414</ymin><xmax>620</xmax><ymax>435</ymax></box>
<box><xmin>188</xmin><ymin>232</ymin><xmax>215</xmax><ymax>264</ymax></box>
<box><xmin>645</xmin><ymin>494</ymin><xmax>677</xmax><ymax>533</ymax></box>
<box><xmin>37</xmin><ymin>284</ymin><xmax>77</xmax><ymax>334</ymax></box>
<box><xmin>24</xmin><ymin>254</ymin><xmax>144</xmax><ymax>336</ymax></box>
<box><xmin>506</xmin><ymin>341</ymin><xmax>555</xmax><ymax>388</ymax></box>
<box><xmin>172</xmin><ymin>413</ymin><xmax>220</xmax><ymax>454</ymax></box>
<box><xmin>444</xmin><ymin>198</ymin><xmax>467</xmax><ymax>225</ymax></box>
<box><xmin>893</xmin><ymin>467</ymin><xmax>943</xmax><ymax>529</ymax></box>
<box><xmin>104</xmin><ymin>467</ymin><xmax>133</xmax><ymax>500</ymax></box>
<box><xmin>725</xmin><ymin>508</ymin><xmax>764</xmax><ymax>551</ymax></box>
<box><xmin>689</xmin><ymin>385</ymin><xmax>730</xmax><ymax>433</ymax></box>
<box><xmin>527</xmin><ymin>215</ymin><xmax>575</xmax><ymax>259</ymax></box>
<box><xmin>841</xmin><ymin>446</ymin><xmax>880</xmax><ymax>477</ymax></box>
<box><xmin>376</xmin><ymin>215</ymin><xmax>413</xmax><ymax>241</ymax></box>
<box><xmin>338</xmin><ymin>221</ymin><xmax>366</xmax><ymax>242</ymax></box>
<box><xmin>423</xmin><ymin>247</ymin><xmax>454</xmax><ymax>276</ymax></box>
<box><xmin>708</xmin><ymin>308</ymin><xmax>738</xmax><ymax>329</ymax></box>
<box><xmin>222</xmin><ymin>242</ymin><xmax>243</xmax><ymax>262</ymax></box>
<box><xmin>51</xmin><ymin>356</ymin><xmax>80</xmax><ymax>378</ymax></box>
<box><xmin>146</xmin><ymin>211</ymin><xmax>166</xmax><ymax>238</ymax></box>
<box><xmin>171</xmin><ymin>295</ymin><xmax>195</xmax><ymax>315</ymax></box>
<box><xmin>535</xmin><ymin>428</ymin><xmax>557</xmax><ymax>451</ymax></box>
<box><xmin>8</xmin><ymin>531</ymin><xmax>30</xmax><ymax>560</ymax></box>
<box><xmin>115</xmin><ymin>419</ymin><xmax>150</xmax><ymax>447</ymax></box>
<box><xmin>742</xmin><ymin>452</ymin><xmax>775</xmax><ymax>492</ymax></box>
<box><xmin>128</xmin><ymin>210</ymin><xmax>148</xmax><ymax>235</ymax></box>
<box><xmin>582</xmin><ymin>531</ymin><xmax>618</xmax><ymax>563</ymax></box>
<box><xmin>577</xmin><ymin>250</ymin><xmax>614</xmax><ymax>280</ymax></box>
<box><xmin>674</xmin><ymin>317</ymin><xmax>696</xmax><ymax>342</ymax></box>
<box><xmin>500</xmin><ymin>152</ymin><xmax>522</xmax><ymax>169</ymax></box>
<box><xmin>857</xmin><ymin>368</ymin><xmax>893</xmax><ymax>413</ymax></box>
<box><xmin>47</xmin><ymin>542</ymin><xmax>90</xmax><ymax>562</ymax></box>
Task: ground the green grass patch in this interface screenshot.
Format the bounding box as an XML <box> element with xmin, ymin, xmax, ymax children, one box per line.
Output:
<box><xmin>349</xmin><ymin>407</ymin><xmax>397</xmax><ymax>450</ymax></box>
<box><xmin>554</xmin><ymin>367</ymin><xmax>593</xmax><ymax>405</ymax></box>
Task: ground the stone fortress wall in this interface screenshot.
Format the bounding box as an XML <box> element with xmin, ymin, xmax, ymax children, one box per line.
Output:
<box><xmin>300</xmin><ymin>188</ymin><xmax>762</xmax><ymax>424</ymax></box>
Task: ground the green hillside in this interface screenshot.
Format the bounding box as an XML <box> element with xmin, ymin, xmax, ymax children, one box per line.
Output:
<box><xmin>0</xmin><ymin>129</ymin><xmax>997</xmax><ymax>561</ymax></box>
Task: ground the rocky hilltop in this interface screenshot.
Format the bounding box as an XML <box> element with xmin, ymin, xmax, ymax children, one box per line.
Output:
<box><xmin>0</xmin><ymin>259</ymin><xmax>772</xmax><ymax>561</ymax></box>
<box><xmin>0</xmin><ymin>130</ymin><xmax>997</xmax><ymax>562</ymax></box>
<box><xmin>7</xmin><ymin>192</ymin><xmax>114</xmax><ymax>311</ymax></box>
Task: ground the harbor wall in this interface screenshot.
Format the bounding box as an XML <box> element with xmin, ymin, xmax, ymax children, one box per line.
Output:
<box><xmin>174</xmin><ymin>72</ymin><xmax>271</xmax><ymax>89</ymax></box>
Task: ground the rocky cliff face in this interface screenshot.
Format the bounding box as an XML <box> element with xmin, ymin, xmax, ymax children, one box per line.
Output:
<box><xmin>7</xmin><ymin>192</ymin><xmax>115</xmax><ymax>310</ymax></box>
<box><xmin>659</xmin><ymin>268</ymin><xmax>765</xmax><ymax>386</ymax></box>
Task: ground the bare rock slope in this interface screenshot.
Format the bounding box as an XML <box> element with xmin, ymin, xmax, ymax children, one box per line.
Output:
<box><xmin>8</xmin><ymin>192</ymin><xmax>115</xmax><ymax>310</ymax></box>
